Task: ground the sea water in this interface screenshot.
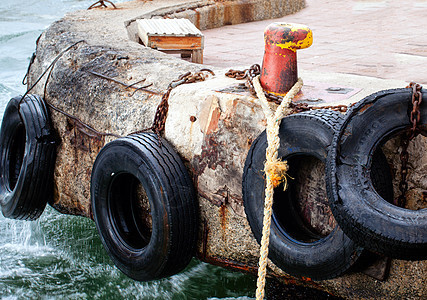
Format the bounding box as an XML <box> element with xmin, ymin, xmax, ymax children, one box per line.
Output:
<box><xmin>0</xmin><ymin>1</ymin><xmax>256</xmax><ymax>298</ymax></box>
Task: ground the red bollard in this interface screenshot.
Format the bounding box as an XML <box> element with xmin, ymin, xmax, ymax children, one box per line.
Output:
<box><xmin>260</xmin><ymin>23</ymin><xmax>313</xmax><ymax>97</ymax></box>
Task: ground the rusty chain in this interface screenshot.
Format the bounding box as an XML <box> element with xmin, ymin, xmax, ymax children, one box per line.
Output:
<box><xmin>226</xmin><ymin>64</ymin><xmax>349</xmax><ymax>113</ymax></box>
<box><xmin>408</xmin><ymin>82</ymin><xmax>423</xmax><ymax>139</ymax></box>
<box><xmin>396</xmin><ymin>82</ymin><xmax>423</xmax><ymax>207</ymax></box>
<box><xmin>225</xmin><ymin>69</ymin><xmax>247</xmax><ymax>80</ymax></box>
<box><xmin>133</xmin><ymin>69</ymin><xmax>215</xmax><ymax>143</ymax></box>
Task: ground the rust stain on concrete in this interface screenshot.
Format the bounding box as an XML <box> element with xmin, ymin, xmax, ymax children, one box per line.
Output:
<box><xmin>219</xmin><ymin>204</ymin><xmax>227</xmax><ymax>241</ymax></box>
<box><xmin>193</xmin><ymin>135</ymin><xmax>226</xmax><ymax>175</ymax></box>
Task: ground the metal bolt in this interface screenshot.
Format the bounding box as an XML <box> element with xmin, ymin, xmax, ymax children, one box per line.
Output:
<box><xmin>305</xmin><ymin>97</ymin><xmax>322</xmax><ymax>102</ymax></box>
<box><xmin>326</xmin><ymin>87</ymin><xmax>343</xmax><ymax>92</ymax></box>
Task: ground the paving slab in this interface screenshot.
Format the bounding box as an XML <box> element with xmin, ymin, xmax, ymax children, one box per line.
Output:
<box><xmin>202</xmin><ymin>0</ymin><xmax>427</xmax><ymax>85</ymax></box>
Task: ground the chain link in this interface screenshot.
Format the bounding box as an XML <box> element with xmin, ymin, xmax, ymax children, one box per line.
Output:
<box><xmin>225</xmin><ymin>69</ymin><xmax>247</xmax><ymax>80</ymax></box>
<box><xmin>225</xmin><ymin>64</ymin><xmax>349</xmax><ymax>113</ymax></box>
<box><xmin>409</xmin><ymin>82</ymin><xmax>423</xmax><ymax>139</ymax></box>
<box><xmin>396</xmin><ymin>82</ymin><xmax>423</xmax><ymax>207</ymax></box>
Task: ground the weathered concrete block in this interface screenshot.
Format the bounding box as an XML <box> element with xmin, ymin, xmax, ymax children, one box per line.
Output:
<box><xmin>25</xmin><ymin>1</ymin><xmax>426</xmax><ymax>298</ymax></box>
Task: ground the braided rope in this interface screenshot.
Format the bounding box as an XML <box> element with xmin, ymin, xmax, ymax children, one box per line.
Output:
<box><xmin>253</xmin><ymin>75</ymin><xmax>303</xmax><ymax>300</ymax></box>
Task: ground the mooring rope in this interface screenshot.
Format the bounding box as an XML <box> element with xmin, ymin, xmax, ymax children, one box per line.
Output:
<box><xmin>252</xmin><ymin>75</ymin><xmax>303</xmax><ymax>300</ymax></box>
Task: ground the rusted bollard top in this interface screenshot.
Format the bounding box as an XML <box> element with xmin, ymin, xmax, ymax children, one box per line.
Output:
<box><xmin>261</xmin><ymin>23</ymin><xmax>312</xmax><ymax>97</ymax></box>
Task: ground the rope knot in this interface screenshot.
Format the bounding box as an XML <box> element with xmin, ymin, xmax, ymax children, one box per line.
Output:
<box><xmin>265</xmin><ymin>159</ymin><xmax>289</xmax><ymax>189</ymax></box>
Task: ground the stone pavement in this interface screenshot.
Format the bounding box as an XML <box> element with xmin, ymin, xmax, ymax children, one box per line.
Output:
<box><xmin>202</xmin><ymin>0</ymin><xmax>427</xmax><ymax>85</ymax></box>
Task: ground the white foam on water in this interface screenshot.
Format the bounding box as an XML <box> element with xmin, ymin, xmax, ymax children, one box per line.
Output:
<box><xmin>0</xmin><ymin>267</ymin><xmax>34</xmax><ymax>279</ymax></box>
<box><xmin>0</xmin><ymin>243</ymin><xmax>53</xmax><ymax>256</ymax></box>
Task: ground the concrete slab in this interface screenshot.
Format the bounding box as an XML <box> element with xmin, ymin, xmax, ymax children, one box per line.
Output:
<box><xmin>202</xmin><ymin>0</ymin><xmax>427</xmax><ymax>85</ymax></box>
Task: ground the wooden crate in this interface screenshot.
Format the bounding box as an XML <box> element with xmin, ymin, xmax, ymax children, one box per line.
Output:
<box><xmin>137</xmin><ymin>18</ymin><xmax>204</xmax><ymax>64</ymax></box>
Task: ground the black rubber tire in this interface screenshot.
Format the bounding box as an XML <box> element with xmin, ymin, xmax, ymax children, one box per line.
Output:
<box><xmin>91</xmin><ymin>133</ymin><xmax>199</xmax><ymax>281</ymax></box>
<box><xmin>0</xmin><ymin>95</ymin><xmax>56</xmax><ymax>220</ymax></box>
<box><xmin>243</xmin><ymin>110</ymin><xmax>363</xmax><ymax>280</ymax></box>
<box><xmin>326</xmin><ymin>88</ymin><xmax>427</xmax><ymax>260</ymax></box>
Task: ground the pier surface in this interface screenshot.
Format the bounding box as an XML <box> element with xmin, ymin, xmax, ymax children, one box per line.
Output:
<box><xmin>203</xmin><ymin>0</ymin><xmax>427</xmax><ymax>85</ymax></box>
<box><xmin>26</xmin><ymin>0</ymin><xmax>426</xmax><ymax>298</ymax></box>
